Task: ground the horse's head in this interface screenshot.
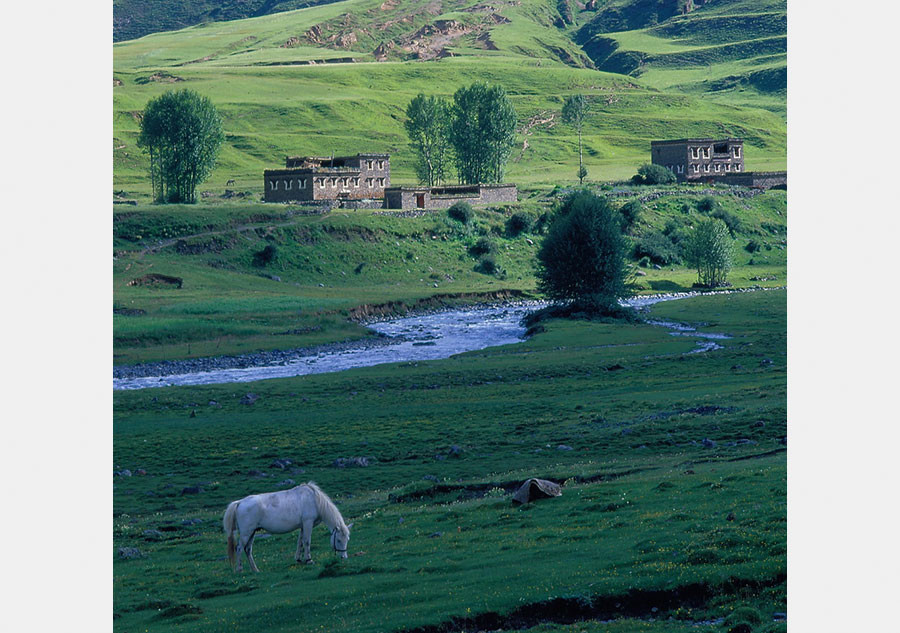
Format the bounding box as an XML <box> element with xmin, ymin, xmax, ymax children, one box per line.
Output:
<box><xmin>331</xmin><ymin>523</ymin><xmax>352</xmax><ymax>559</ymax></box>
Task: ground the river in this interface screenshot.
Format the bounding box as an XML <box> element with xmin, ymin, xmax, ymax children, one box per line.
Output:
<box><xmin>112</xmin><ymin>291</ymin><xmax>741</xmax><ymax>391</ymax></box>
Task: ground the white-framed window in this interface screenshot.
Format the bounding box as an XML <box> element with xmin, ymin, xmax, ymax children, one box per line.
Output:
<box><xmin>703</xmin><ymin>147</ymin><xmax>710</xmax><ymax>159</ymax></box>
<box><xmin>693</xmin><ymin>164</ymin><xmax>699</xmax><ymax>173</ymax></box>
<box><xmin>691</xmin><ymin>147</ymin><xmax>700</xmax><ymax>159</ymax></box>
<box><xmin>725</xmin><ymin>164</ymin><xmax>730</xmax><ymax>171</ymax></box>
<box><xmin>366</xmin><ymin>160</ymin><xmax>373</xmax><ymax>170</ymax></box>
<box><xmin>734</xmin><ymin>147</ymin><xmax>741</xmax><ymax>158</ymax></box>
<box><xmin>329</xmin><ymin>178</ymin><xmax>336</xmax><ymax>187</ymax></box>
<box><xmin>270</xmin><ymin>180</ymin><xmax>277</xmax><ymax>190</ymax></box>
<box><xmin>715</xmin><ymin>164</ymin><xmax>721</xmax><ymax>172</ymax></box>
<box><xmin>300</xmin><ymin>178</ymin><xmax>307</xmax><ymax>188</ymax></box>
<box><xmin>678</xmin><ymin>164</ymin><xmax>684</xmax><ymax>173</ymax></box>
<box><xmin>353</xmin><ymin>178</ymin><xmax>359</xmax><ymax>187</ymax></box>
<box><xmin>735</xmin><ymin>164</ymin><xmax>741</xmax><ymax>172</ymax></box>
<box><xmin>318</xmin><ymin>178</ymin><xmax>325</xmax><ymax>188</ymax></box>
<box><xmin>704</xmin><ymin>164</ymin><xmax>710</xmax><ymax>172</ymax></box>
<box><xmin>378</xmin><ymin>160</ymin><xmax>385</xmax><ymax>170</ymax></box>
<box><xmin>366</xmin><ymin>178</ymin><xmax>374</xmax><ymax>187</ymax></box>
<box><xmin>377</xmin><ymin>178</ymin><xmax>385</xmax><ymax>187</ymax></box>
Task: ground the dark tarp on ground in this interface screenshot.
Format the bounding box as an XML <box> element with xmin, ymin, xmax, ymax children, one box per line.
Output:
<box><xmin>512</xmin><ymin>478</ymin><xmax>562</xmax><ymax>504</ymax></box>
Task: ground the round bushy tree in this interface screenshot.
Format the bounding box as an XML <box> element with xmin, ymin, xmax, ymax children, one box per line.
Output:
<box><xmin>138</xmin><ymin>89</ymin><xmax>224</xmax><ymax>203</ymax></box>
<box><xmin>536</xmin><ymin>191</ymin><xmax>628</xmax><ymax>306</ymax></box>
<box><xmin>632</xmin><ymin>163</ymin><xmax>677</xmax><ymax>185</ymax></box>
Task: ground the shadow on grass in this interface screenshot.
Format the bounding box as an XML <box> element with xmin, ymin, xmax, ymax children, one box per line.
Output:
<box><xmin>648</xmin><ymin>280</ymin><xmax>690</xmax><ymax>292</ymax></box>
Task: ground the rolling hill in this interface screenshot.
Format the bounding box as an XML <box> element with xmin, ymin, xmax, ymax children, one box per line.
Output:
<box><xmin>113</xmin><ymin>0</ymin><xmax>787</xmax><ymax>200</ymax></box>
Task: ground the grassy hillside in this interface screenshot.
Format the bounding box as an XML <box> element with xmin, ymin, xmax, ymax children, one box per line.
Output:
<box><xmin>113</xmin><ymin>186</ymin><xmax>786</xmax><ymax>364</ymax></box>
<box><xmin>113</xmin><ymin>0</ymin><xmax>341</xmax><ymax>42</ymax></box>
<box><xmin>113</xmin><ymin>289</ymin><xmax>787</xmax><ymax>632</ymax></box>
<box><xmin>576</xmin><ymin>0</ymin><xmax>787</xmax><ymax>116</ymax></box>
<box><xmin>113</xmin><ymin>0</ymin><xmax>787</xmax><ymax>200</ymax></box>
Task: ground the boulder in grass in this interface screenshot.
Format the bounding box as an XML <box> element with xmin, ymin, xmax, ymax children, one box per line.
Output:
<box><xmin>512</xmin><ymin>478</ymin><xmax>562</xmax><ymax>505</ymax></box>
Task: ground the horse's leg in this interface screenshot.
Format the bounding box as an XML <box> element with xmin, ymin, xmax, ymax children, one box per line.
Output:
<box><xmin>295</xmin><ymin>524</ymin><xmax>305</xmax><ymax>563</ymax></box>
<box><xmin>301</xmin><ymin>519</ymin><xmax>315</xmax><ymax>564</ymax></box>
<box><xmin>245</xmin><ymin>530</ymin><xmax>260</xmax><ymax>573</ymax></box>
<box><xmin>235</xmin><ymin>532</ymin><xmax>249</xmax><ymax>573</ymax></box>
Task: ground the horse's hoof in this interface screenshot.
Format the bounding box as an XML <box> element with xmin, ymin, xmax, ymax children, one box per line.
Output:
<box><xmin>305</xmin><ymin>559</ymin><xmax>314</xmax><ymax>565</ymax></box>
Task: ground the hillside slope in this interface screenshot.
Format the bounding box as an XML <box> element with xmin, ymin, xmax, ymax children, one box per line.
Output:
<box><xmin>113</xmin><ymin>0</ymin><xmax>787</xmax><ymax>199</ymax></box>
<box><xmin>576</xmin><ymin>0</ymin><xmax>787</xmax><ymax>115</ymax></box>
<box><xmin>113</xmin><ymin>0</ymin><xmax>340</xmax><ymax>42</ymax></box>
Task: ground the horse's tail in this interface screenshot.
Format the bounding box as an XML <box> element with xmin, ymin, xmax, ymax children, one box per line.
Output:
<box><xmin>223</xmin><ymin>500</ymin><xmax>240</xmax><ymax>569</ymax></box>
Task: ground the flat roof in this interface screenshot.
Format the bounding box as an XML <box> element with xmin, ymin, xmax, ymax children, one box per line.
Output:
<box><xmin>385</xmin><ymin>183</ymin><xmax>516</xmax><ymax>191</ymax></box>
<box><xmin>286</xmin><ymin>153</ymin><xmax>389</xmax><ymax>161</ymax></box>
<box><xmin>651</xmin><ymin>138</ymin><xmax>743</xmax><ymax>146</ymax></box>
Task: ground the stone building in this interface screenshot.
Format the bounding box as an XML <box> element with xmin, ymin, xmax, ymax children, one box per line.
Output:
<box><xmin>383</xmin><ymin>183</ymin><xmax>517</xmax><ymax>210</ymax></box>
<box><xmin>650</xmin><ymin>138</ymin><xmax>786</xmax><ymax>189</ymax></box>
<box><xmin>651</xmin><ymin>138</ymin><xmax>745</xmax><ymax>181</ymax></box>
<box><xmin>264</xmin><ymin>153</ymin><xmax>390</xmax><ymax>203</ymax></box>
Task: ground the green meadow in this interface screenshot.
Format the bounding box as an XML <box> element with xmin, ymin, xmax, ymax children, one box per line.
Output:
<box><xmin>114</xmin><ymin>290</ymin><xmax>787</xmax><ymax>633</ymax></box>
<box><xmin>112</xmin><ymin>2</ymin><xmax>788</xmax><ymax>631</ymax></box>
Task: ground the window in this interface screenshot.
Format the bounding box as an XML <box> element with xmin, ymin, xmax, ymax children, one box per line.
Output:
<box><xmin>734</xmin><ymin>146</ymin><xmax>741</xmax><ymax>158</ymax></box>
<box><xmin>691</xmin><ymin>147</ymin><xmax>700</xmax><ymax>159</ymax></box>
<box><xmin>378</xmin><ymin>160</ymin><xmax>385</xmax><ymax>169</ymax></box>
<box><xmin>367</xmin><ymin>161</ymin><xmax>373</xmax><ymax>170</ymax></box>
<box><xmin>318</xmin><ymin>179</ymin><xmax>325</xmax><ymax>188</ymax></box>
<box><xmin>725</xmin><ymin>164</ymin><xmax>730</xmax><ymax>171</ymax></box>
<box><xmin>270</xmin><ymin>180</ymin><xmax>277</xmax><ymax>190</ymax></box>
<box><xmin>702</xmin><ymin>147</ymin><xmax>710</xmax><ymax>159</ymax></box>
<box><xmin>353</xmin><ymin>178</ymin><xmax>359</xmax><ymax>187</ymax></box>
<box><xmin>329</xmin><ymin>178</ymin><xmax>336</xmax><ymax>187</ymax></box>
<box><xmin>735</xmin><ymin>164</ymin><xmax>741</xmax><ymax>172</ymax></box>
<box><xmin>300</xmin><ymin>178</ymin><xmax>307</xmax><ymax>188</ymax></box>
<box><xmin>677</xmin><ymin>164</ymin><xmax>684</xmax><ymax>173</ymax></box>
<box><xmin>715</xmin><ymin>164</ymin><xmax>721</xmax><ymax>172</ymax></box>
<box><xmin>693</xmin><ymin>164</ymin><xmax>699</xmax><ymax>173</ymax></box>
<box><xmin>714</xmin><ymin>143</ymin><xmax>728</xmax><ymax>154</ymax></box>
<box><xmin>366</xmin><ymin>178</ymin><xmax>373</xmax><ymax>187</ymax></box>
<box><xmin>378</xmin><ymin>178</ymin><xmax>385</xmax><ymax>187</ymax></box>
<box><xmin>285</xmin><ymin>180</ymin><xmax>292</xmax><ymax>189</ymax></box>
<box><xmin>704</xmin><ymin>164</ymin><xmax>710</xmax><ymax>172</ymax></box>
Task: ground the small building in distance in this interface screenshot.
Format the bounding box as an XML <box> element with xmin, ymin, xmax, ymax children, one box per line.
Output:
<box><xmin>264</xmin><ymin>153</ymin><xmax>390</xmax><ymax>203</ymax></box>
<box><xmin>650</xmin><ymin>138</ymin><xmax>786</xmax><ymax>189</ymax></box>
<box><xmin>384</xmin><ymin>183</ymin><xmax>517</xmax><ymax>210</ymax></box>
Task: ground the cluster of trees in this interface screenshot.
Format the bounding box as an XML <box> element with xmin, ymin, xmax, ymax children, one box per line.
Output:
<box><xmin>138</xmin><ymin>89</ymin><xmax>224</xmax><ymax>204</ymax></box>
<box><xmin>405</xmin><ymin>83</ymin><xmax>517</xmax><ymax>186</ymax></box>
<box><xmin>536</xmin><ymin>190</ymin><xmax>735</xmax><ymax>314</ymax></box>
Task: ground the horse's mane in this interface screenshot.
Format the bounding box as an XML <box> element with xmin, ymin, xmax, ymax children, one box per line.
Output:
<box><xmin>305</xmin><ymin>481</ymin><xmax>347</xmax><ymax>533</ymax></box>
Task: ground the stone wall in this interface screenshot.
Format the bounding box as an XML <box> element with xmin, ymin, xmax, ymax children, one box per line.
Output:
<box><xmin>384</xmin><ymin>184</ymin><xmax>517</xmax><ymax>209</ymax></box>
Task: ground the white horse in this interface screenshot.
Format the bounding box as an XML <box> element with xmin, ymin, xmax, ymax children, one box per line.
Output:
<box><xmin>223</xmin><ymin>482</ymin><xmax>352</xmax><ymax>572</ymax></box>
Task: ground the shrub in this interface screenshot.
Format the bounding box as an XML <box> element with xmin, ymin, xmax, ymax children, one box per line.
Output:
<box><xmin>745</xmin><ymin>239</ymin><xmax>762</xmax><ymax>253</ymax></box>
<box><xmin>637</xmin><ymin>256</ymin><xmax>651</xmax><ymax>268</ymax></box>
<box><xmin>697</xmin><ymin>195</ymin><xmax>718</xmax><ymax>214</ymax></box>
<box><xmin>506</xmin><ymin>212</ymin><xmax>533</xmax><ymax>236</ymax></box>
<box><xmin>252</xmin><ymin>244</ymin><xmax>278</xmax><ymax>266</ymax></box>
<box><xmin>469</xmin><ymin>237</ymin><xmax>497</xmax><ymax>257</ymax></box>
<box><xmin>475</xmin><ymin>255</ymin><xmax>497</xmax><ymax>274</ymax></box>
<box><xmin>632</xmin><ymin>231</ymin><xmax>681</xmax><ymax>266</ymax></box>
<box><xmin>447</xmin><ymin>201</ymin><xmax>474</xmax><ymax>224</ymax></box>
<box><xmin>619</xmin><ymin>199</ymin><xmax>643</xmax><ymax>231</ymax></box>
<box><xmin>632</xmin><ymin>163</ymin><xmax>676</xmax><ymax>185</ymax></box>
<box><xmin>532</xmin><ymin>212</ymin><xmax>551</xmax><ymax>234</ymax></box>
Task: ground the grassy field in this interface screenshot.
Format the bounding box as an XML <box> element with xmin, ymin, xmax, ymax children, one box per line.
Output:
<box><xmin>113</xmin><ymin>186</ymin><xmax>786</xmax><ymax>364</ymax></box>
<box><xmin>111</xmin><ymin>3</ymin><xmax>789</xmax><ymax>631</ymax></box>
<box><xmin>113</xmin><ymin>289</ymin><xmax>786</xmax><ymax>632</ymax></box>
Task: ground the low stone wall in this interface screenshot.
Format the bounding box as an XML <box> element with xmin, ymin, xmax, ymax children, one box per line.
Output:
<box><xmin>689</xmin><ymin>171</ymin><xmax>786</xmax><ymax>190</ymax></box>
<box><xmin>384</xmin><ymin>184</ymin><xmax>517</xmax><ymax>209</ymax></box>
